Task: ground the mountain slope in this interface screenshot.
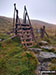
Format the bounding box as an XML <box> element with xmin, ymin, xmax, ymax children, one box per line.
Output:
<box><xmin>0</xmin><ymin>16</ymin><xmax>13</xmax><ymax>32</ymax></box>
<box><xmin>0</xmin><ymin>16</ymin><xmax>56</xmax><ymax>33</ymax></box>
<box><xmin>31</xmin><ymin>20</ymin><xmax>56</xmax><ymax>27</ymax></box>
<box><xmin>0</xmin><ymin>36</ymin><xmax>37</xmax><ymax>75</ymax></box>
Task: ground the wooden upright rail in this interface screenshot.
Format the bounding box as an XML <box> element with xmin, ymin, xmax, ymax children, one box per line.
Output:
<box><xmin>13</xmin><ymin>4</ymin><xmax>35</xmax><ymax>47</ymax></box>
<box><xmin>17</xmin><ymin>24</ymin><xmax>34</xmax><ymax>47</ymax></box>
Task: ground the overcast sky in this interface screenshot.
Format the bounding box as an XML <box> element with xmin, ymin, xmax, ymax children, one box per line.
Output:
<box><xmin>0</xmin><ymin>0</ymin><xmax>56</xmax><ymax>24</ymax></box>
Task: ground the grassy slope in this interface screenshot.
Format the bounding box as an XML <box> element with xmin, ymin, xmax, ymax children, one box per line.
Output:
<box><xmin>0</xmin><ymin>16</ymin><xmax>56</xmax><ymax>74</ymax></box>
<box><xmin>0</xmin><ymin>16</ymin><xmax>56</xmax><ymax>33</ymax></box>
<box><xmin>0</xmin><ymin>16</ymin><xmax>13</xmax><ymax>33</ymax></box>
<box><xmin>0</xmin><ymin>37</ymin><xmax>38</xmax><ymax>75</ymax></box>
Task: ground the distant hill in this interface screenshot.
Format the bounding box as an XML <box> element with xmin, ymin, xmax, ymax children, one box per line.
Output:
<box><xmin>0</xmin><ymin>16</ymin><xmax>13</xmax><ymax>33</ymax></box>
<box><xmin>31</xmin><ymin>20</ymin><xmax>56</xmax><ymax>27</ymax></box>
<box><xmin>0</xmin><ymin>16</ymin><xmax>56</xmax><ymax>33</ymax></box>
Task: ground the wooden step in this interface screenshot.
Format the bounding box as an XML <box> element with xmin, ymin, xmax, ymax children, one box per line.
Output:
<box><xmin>17</xmin><ymin>23</ymin><xmax>34</xmax><ymax>47</ymax></box>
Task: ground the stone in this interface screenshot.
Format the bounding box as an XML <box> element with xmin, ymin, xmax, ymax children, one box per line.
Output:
<box><xmin>38</xmin><ymin>52</ymin><xmax>56</xmax><ymax>62</ymax></box>
<box><xmin>29</xmin><ymin>48</ymin><xmax>42</xmax><ymax>53</ymax></box>
<box><xmin>37</xmin><ymin>62</ymin><xmax>50</xmax><ymax>71</ymax></box>
<box><xmin>0</xmin><ymin>39</ymin><xmax>4</xmax><ymax>42</ymax></box>
<box><xmin>39</xmin><ymin>41</ymin><xmax>48</xmax><ymax>46</ymax></box>
<box><xmin>0</xmin><ymin>39</ymin><xmax>2</xmax><ymax>42</ymax></box>
<box><xmin>40</xmin><ymin>45</ymin><xmax>54</xmax><ymax>50</ymax></box>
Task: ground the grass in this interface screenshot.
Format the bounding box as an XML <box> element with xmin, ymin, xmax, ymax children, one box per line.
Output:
<box><xmin>0</xmin><ymin>16</ymin><xmax>56</xmax><ymax>75</ymax></box>
<box><xmin>31</xmin><ymin>43</ymin><xmax>40</xmax><ymax>48</ymax></box>
<box><xmin>0</xmin><ymin>36</ymin><xmax>38</xmax><ymax>75</ymax></box>
<box><xmin>49</xmin><ymin>58</ymin><xmax>56</xmax><ymax>71</ymax></box>
<box><xmin>0</xmin><ymin>33</ymin><xmax>10</xmax><ymax>40</ymax></box>
<box><xmin>41</xmin><ymin>36</ymin><xmax>56</xmax><ymax>53</ymax></box>
<box><xmin>42</xmin><ymin>48</ymin><xmax>56</xmax><ymax>54</ymax></box>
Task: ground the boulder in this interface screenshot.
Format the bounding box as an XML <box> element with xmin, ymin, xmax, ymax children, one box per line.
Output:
<box><xmin>29</xmin><ymin>48</ymin><xmax>42</xmax><ymax>53</ymax></box>
<box><xmin>39</xmin><ymin>41</ymin><xmax>48</xmax><ymax>46</ymax></box>
<box><xmin>38</xmin><ymin>52</ymin><xmax>56</xmax><ymax>62</ymax></box>
<box><xmin>40</xmin><ymin>45</ymin><xmax>54</xmax><ymax>50</ymax></box>
<box><xmin>0</xmin><ymin>39</ymin><xmax>2</xmax><ymax>42</ymax></box>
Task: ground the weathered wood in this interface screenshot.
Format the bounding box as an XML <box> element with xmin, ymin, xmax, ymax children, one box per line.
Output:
<box><xmin>13</xmin><ymin>4</ymin><xmax>35</xmax><ymax>47</ymax></box>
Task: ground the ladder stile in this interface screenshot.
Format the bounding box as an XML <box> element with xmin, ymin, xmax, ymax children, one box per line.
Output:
<box><xmin>13</xmin><ymin>4</ymin><xmax>35</xmax><ymax>47</ymax></box>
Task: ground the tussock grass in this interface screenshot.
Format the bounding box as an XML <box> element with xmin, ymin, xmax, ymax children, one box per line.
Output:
<box><xmin>0</xmin><ymin>36</ymin><xmax>38</xmax><ymax>75</ymax></box>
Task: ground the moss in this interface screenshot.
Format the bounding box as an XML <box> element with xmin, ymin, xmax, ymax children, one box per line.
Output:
<box><xmin>31</xmin><ymin>43</ymin><xmax>40</xmax><ymax>48</ymax></box>
<box><xmin>42</xmin><ymin>48</ymin><xmax>56</xmax><ymax>54</ymax></box>
<box><xmin>0</xmin><ymin>37</ymin><xmax>38</xmax><ymax>75</ymax></box>
<box><xmin>19</xmin><ymin>70</ymin><xmax>36</xmax><ymax>75</ymax></box>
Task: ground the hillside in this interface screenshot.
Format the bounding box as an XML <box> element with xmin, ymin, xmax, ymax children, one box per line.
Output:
<box><xmin>0</xmin><ymin>16</ymin><xmax>56</xmax><ymax>75</ymax></box>
<box><xmin>31</xmin><ymin>20</ymin><xmax>56</xmax><ymax>28</ymax></box>
<box><xmin>0</xmin><ymin>36</ymin><xmax>38</xmax><ymax>75</ymax></box>
<box><xmin>0</xmin><ymin>16</ymin><xmax>13</xmax><ymax>33</ymax></box>
<box><xmin>0</xmin><ymin>16</ymin><xmax>56</xmax><ymax>33</ymax></box>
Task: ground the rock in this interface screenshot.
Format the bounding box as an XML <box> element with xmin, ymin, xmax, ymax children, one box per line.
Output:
<box><xmin>0</xmin><ymin>39</ymin><xmax>2</xmax><ymax>42</ymax></box>
<box><xmin>29</xmin><ymin>48</ymin><xmax>42</xmax><ymax>53</ymax></box>
<box><xmin>0</xmin><ymin>38</ymin><xmax>4</xmax><ymax>42</ymax></box>
<box><xmin>38</xmin><ymin>52</ymin><xmax>56</xmax><ymax>62</ymax></box>
<box><xmin>37</xmin><ymin>62</ymin><xmax>50</xmax><ymax>71</ymax></box>
<box><xmin>39</xmin><ymin>41</ymin><xmax>48</xmax><ymax>46</ymax></box>
<box><xmin>40</xmin><ymin>45</ymin><xmax>54</xmax><ymax>50</ymax></box>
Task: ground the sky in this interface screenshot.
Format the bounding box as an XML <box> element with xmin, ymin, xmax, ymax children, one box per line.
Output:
<box><xmin>0</xmin><ymin>0</ymin><xmax>56</xmax><ymax>24</ymax></box>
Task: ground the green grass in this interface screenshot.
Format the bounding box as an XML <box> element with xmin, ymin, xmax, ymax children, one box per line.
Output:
<box><xmin>0</xmin><ymin>33</ymin><xmax>10</xmax><ymax>40</ymax></box>
<box><xmin>42</xmin><ymin>48</ymin><xmax>56</xmax><ymax>53</ymax></box>
<box><xmin>0</xmin><ymin>36</ymin><xmax>38</xmax><ymax>75</ymax></box>
<box><xmin>49</xmin><ymin>58</ymin><xmax>56</xmax><ymax>72</ymax></box>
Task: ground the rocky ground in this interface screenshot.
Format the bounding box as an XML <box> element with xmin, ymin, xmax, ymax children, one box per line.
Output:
<box><xmin>29</xmin><ymin>41</ymin><xmax>56</xmax><ymax>75</ymax></box>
